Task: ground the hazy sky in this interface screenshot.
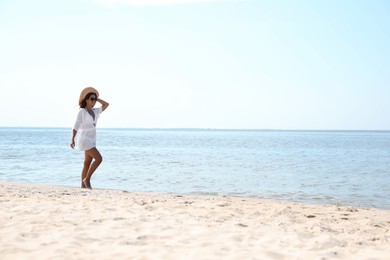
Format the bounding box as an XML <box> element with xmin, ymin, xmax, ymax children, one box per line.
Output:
<box><xmin>1</xmin><ymin>0</ymin><xmax>389</xmax><ymax>129</ymax></box>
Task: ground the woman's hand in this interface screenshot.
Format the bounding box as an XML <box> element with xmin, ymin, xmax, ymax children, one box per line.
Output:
<box><xmin>71</xmin><ymin>129</ymin><xmax>77</xmax><ymax>149</ymax></box>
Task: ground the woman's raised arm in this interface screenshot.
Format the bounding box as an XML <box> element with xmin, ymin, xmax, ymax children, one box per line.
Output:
<box><xmin>97</xmin><ymin>98</ymin><xmax>109</xmax><ymax>112</ymax></box>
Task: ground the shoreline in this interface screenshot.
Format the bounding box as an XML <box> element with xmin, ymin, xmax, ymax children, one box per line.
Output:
<box><xmin>2</xmin><ymin>180</ymin><xmax>388</xmax><ymax>211</ymax></box>
<box><xmin>1</xmin><ymin>181</ymin><xmax>389</xmax><ymax>259</ymax></box>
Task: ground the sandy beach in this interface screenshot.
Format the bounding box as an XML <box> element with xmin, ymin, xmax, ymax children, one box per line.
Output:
<box><xmin>0</xmin><ymin>182</ymin><xmax>389</xmax><ymax>259</ymax></box>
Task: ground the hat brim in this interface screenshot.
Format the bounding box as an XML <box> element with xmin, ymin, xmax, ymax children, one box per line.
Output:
<box><xmin>79</xmin><ymin>87</ymin><xmax>99</xmax><ymax>105</ymax></box>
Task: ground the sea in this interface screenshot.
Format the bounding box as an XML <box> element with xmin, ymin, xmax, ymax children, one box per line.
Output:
<box><xmin>0</xmin><ymin>127</ymin><xmax>389</xmax><ymax>209</ymax></box>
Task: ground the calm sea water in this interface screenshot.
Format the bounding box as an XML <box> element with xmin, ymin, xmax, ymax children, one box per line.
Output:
<box><xmin>0</xmin><ymin>128</ymin><xmax>389</xmax><ymax>209</ymax></box>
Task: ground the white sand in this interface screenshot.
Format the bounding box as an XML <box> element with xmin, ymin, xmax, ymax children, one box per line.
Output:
<box><xmin>0</xmin><ymin>182</ymin><xmax>389</xmax><ymax>259</ymax></box>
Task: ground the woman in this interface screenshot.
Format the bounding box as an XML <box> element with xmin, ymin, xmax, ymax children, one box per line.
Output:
<box><xmin>70</xmin><ymin>87</ymin><xmax>109</xmax><ymax>189</ymax></box>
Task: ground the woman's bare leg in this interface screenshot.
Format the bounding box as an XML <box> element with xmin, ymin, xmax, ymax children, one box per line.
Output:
<box><xmin>81</xmin><ymin>153</ymin><xmax>93</xmax><ymax>188</ymax></box>
<box><xmin>83</xmin><ymin>147</ymin><xmax>103</xmax><ymax>189</ymax></box>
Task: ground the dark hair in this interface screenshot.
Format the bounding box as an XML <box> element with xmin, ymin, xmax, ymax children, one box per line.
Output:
<box><xmin>80</xmin><ymin>92</ymin><xmax>97</xmax><ymax>108</ymax></box>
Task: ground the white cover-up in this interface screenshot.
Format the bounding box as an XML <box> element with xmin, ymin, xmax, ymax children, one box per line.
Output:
<box><xmin>73</xmin><ymin>107</ymin><xmax>103</xmax><ymax>151</ymax></box>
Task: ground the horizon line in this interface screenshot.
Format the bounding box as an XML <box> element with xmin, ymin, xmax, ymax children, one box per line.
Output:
<box><xmin>0</xmin><ymin>126</ymin><xmax>389</xmax><ymax>132</ymax></box>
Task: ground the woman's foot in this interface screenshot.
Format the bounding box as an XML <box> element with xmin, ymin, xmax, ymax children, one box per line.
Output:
<box><xmin>82</xmin><ymin>179</ymin><xmax>92</xmax><ymax>189</ymax></box>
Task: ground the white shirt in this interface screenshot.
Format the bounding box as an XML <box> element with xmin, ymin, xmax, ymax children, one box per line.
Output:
<box><xmin>73</xmin><ymin>107</ymin><xmax>103</xmax><ymax>151</ymax></box>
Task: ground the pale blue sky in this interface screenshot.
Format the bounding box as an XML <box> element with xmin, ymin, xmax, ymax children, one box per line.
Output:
<box><xmin>1</xmin><ymin>0</ymin><xmax>389</xmax><ymax>129</ymax></box>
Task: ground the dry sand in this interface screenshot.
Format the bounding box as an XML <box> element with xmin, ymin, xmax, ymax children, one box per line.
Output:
<box><xmin>0</xmin><ymin>181</ymin><xmax>389</xmax><ymax>259</ymax></box>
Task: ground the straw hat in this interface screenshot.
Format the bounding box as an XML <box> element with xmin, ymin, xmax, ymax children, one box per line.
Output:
<box><xmin>79</xmin><ymin>87</ymin><xmax>99</xmax><ymax>105</ymax></box>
